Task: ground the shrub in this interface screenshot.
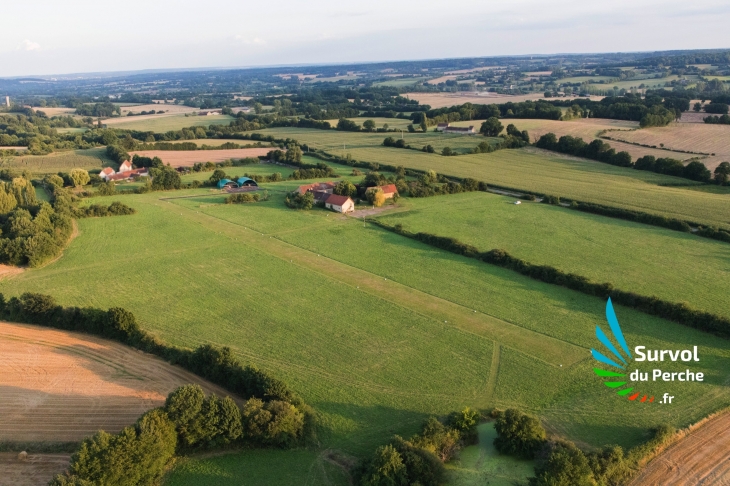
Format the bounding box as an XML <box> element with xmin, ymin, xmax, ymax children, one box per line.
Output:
<box><xmin>494</xmin><ymin>409</ymin><xmax>546</xmax><ymax>459</ymax></box>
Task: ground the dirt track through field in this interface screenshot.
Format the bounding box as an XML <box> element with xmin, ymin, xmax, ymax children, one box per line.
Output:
<box><xmin>629</xmin><ymin>410</ymin><xmax>730</xmax><ymax>485</ymax></box>
<box><xmin>0</xmin><ymin>322</ymin><xmax>240</xmax><ymax>443</ymax></box>
<box><xmin>129</xmin><ymin>148</ymin><xmax>272</xmax><ymax>167</ymax></box>
<box><xmin>164</xmin><ymin>198</ymin><xmax>587</xmax><ymax>367</ymax></box>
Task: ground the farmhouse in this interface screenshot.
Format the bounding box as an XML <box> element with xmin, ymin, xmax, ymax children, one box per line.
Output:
<box><xmin>100</xmin><ymin>167</ymin><xmax>115</xmax><ymax>180</ymax></box>
<box><xmin>436</xmin><ymin>123</ymin><xmax>449</xmax><ymax>131</ymax></box>
<box><xmin>443</xmin><ymin>125</ymin><xmax>475</xmax><ymax>134</ymax></box>
<box><xmin>324</xmin><ymin>194</ymin><xmax>354</xmax><ymax>213</ymax></box>
<box><xmin>297</xmin><ymin>181</ymin><xmax>337</xmax><ymax>195</ymax></box>
<box><xmin>107</xmin><ymin>168</ymin><xmax>149</xmax><ymax>182</ymax></box>
<box><xmin>366</xmin><ymin>184</ymin><xmax>399</xmax><ymax>199</ymax></box>
<box><xmin>118</xmin><ymin>160</ymin><xmax>133</xmax><ymax>172</ymax></box>
<box><xmin>217</xmin><ymin>178</ymin><xmax>239</xmax><ymax>189</ymax></box>
<box><xmin>236</xmin><ymin>177</ymin><xmax>259</xmax><ymax>187</ymax></box>
<box><xmin>199</xmin><ymin>110</ymin><xmax>221</xmax><ymax>116</ymax></box>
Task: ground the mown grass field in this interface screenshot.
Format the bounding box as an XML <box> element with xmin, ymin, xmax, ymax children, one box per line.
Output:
<box><xmin>253</xmin><ymin>128</ymin><xmax>730</xmax><ymax>229</ymax></box>
<box><xmin>255</xmin><ymin>127</ymin><xmax>494</xmax><ymax>155</ymax></box>
<box><xmin>376</xmin><ymin>192</ymin><xmax>730</xmax><ymax>319</ymax></box>
<box><xmin>324</xmin><ymin>117</ymin><xmax>414</xmax><ymax>130</ymax></box>
<box><xmin>2</xmin><ymin>183</ymin><xmax>728</xmax><ymax>484</ymax></box>
<box><xmin>103</xmin><ymin>114</ymin><xmax>234</xmax><ymax>132</ymax></box>
<box><xmin>0</xmin><ymin>148</ymin><xmax>115</xmax><ymax>174</ymax></box>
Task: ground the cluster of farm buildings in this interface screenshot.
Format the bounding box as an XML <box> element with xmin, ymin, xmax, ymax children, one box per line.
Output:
<box><xmin>99</xmin><ymin>161</ymin><xmax>149</xmax><ymax>182</ymax></box>
<box><xmin>296</xmin><ymin>181</ymin><xmax>398</xmax><ymax>213</ymax></box>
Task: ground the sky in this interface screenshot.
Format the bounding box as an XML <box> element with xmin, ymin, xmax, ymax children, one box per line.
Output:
<box><xmin>2</xmin><ymin>0</ymin><xmax>730</xmax><ymax>77</ymax></box>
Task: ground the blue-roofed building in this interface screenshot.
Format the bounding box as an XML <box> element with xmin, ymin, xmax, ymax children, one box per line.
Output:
<box><xmin>236</xmin><ymin>177</ymin><xmax>259</xmax><ymax>187</ymax></box>
<box><xmin>217</xmin><ymin>178</ymin><xmax>239</xmax><ymax>189</ymax></box>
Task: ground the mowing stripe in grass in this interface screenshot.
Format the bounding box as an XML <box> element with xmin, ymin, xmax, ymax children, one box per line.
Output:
<box><xmin>163</xmin><ymin>197</ymin><xmax>586</xmax><ymax>367</ymax></box>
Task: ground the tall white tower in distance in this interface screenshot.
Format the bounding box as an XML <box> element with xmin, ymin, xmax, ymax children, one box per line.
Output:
<box><xmin>4</xmin><ymin>96</ymin><xmax>8</xmax><ymax>107</ymax></box>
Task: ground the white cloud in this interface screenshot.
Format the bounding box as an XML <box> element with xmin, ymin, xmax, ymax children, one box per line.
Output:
<box><xmin>234</xmin><ymin>35</ymin><xmax>265</xmax><ymax>46</ymax></box>
<box><xmin>20</xmin><ymin>39</ymin><xmax>41</xmax><ymax>51</ymax></box>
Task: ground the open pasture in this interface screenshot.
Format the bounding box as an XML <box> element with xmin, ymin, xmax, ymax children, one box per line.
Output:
<box><xmin>324</xmin><ymin>117</ymin><xmax>413</xmax><ymax>130</ymax></box>
<box><xmin>253</xmin><ymin>128</ymin><xmax>730</xmax><ymax>229</ymax></box>
<box><xmin>116</xmin><ymin>103</ymin><xmax>198</xmax><ymax>116</ymax></box>
<box><xmin>0</xmin><ymin>321</ymin><xmax>238</xmax><ymax>443</ymax></box>
<box><xmin>373</xmin><ymin>76</ymin><xmax>430</xmax><ymax>87</ymax></box>
<box><xmin>103</xmin><ymin>114</ymin><xmax>234</xmax><ymax>132</ymax></box>
<box><xmin>254</xmin><ymin>127</ymin><xmax>491</xmax><ymax>155</ymax></box>
<box><xmin>0</xmin><ymin>148</ymin><xmax>114</xmax><ymax>174</ymax></box>
<box><xmin>128</xmin><ymin>148</ymin><xmax>271</xmax><ymax>167</ymax></box>
<box><xmin>34</xmin><ymin>107</ymin><xmax>77</xmax><ymax>117</ymax></box>
<box><xmin>376</xmin><ymin>191</ymin><xmax>730</xmax><ymax>319</ymax></box>
<box><xmin>607</xmin><ymin>123</ymin><xmax>730</xmax><ymax>171</ymax></box>
<box><xmin>1</xmin><ymin>187</ymin><xmax>728</xmax><ymax>483</ymax></box>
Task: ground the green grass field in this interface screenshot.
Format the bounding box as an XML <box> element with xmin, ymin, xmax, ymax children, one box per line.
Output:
<box><xmin>324</xmin><ymin>117</ymin><xmax>414</xmax><ymax>130</ymax></box>
<box><xmin>252</xmin><ymin>128</ymin><xmax>730</xmax><ymax>229</ymax></box>
<box><xmin>255</xmin><ymin>127</ymin><xmax>494</xmax><ymax>155</ymax></box>
<box><xmin>3</xmin><ymin>183</ymin><xmax>728</xmax><ymax>484</ymax></box>
<box><xmin>375</xmin><ymin>192</ymin><xmax>730</xmax><ymax>319</ymax></box>
<box><xmin>0</xmin><ymin>148</ymin><xmax>115</xmax><ymax>174</ymax></box>
<box><xmin>105</xmin><ymin>114</ymin><xmax>234</xmax><ymax>132</ymax></box>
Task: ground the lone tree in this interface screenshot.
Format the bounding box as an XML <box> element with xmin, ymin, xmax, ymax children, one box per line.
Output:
<box><xmin>334</xmin><ymin>180</ymin><xmax>357</xmax><ymax>197</ymax></box>
<box><xmin>362</xmin><ymin>119</ymin><xmax>376</xmax><ymax>132</ymax></box>
<box><xmin>480</xmin><ymin>117</ymin><xmax>503</xmax><ymax>137</ymax></box>
<box><xmin>367</xmin><ymin>187</ymin><xmax>386</xmax><ymax>207</ymax></box>
<box><xmin>714</xmin><ymin>161</ymin><xmax>730</xmax><ymax>185</ymax></box>
<box><xmin>69</xmin><ymin>168</ymin><xmax>90</xmax><ymax>187</ymax></box>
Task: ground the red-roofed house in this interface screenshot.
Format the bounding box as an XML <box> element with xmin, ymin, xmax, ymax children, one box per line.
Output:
<box><xmin>297</xmin><ymin>181</ymin><xmax>337</xmax><ymax>195</ymax></box>
<box><xmin>119</xmin><ymin>160</ymin><xmax>133</xmax><ymax>172</ymax></box>
<box><xmin>324</xmin><ymin>194</ymin><xmax>354</xmax><ymax>213</ymax></box>
<box><xmin>366</xmin><ymin>184</ymin><xmax>399</xmax><ymax>200</ymax></box>
<box><xmin>107</xmin><ymin>168</ymin><xmax>149</xmax><ymax>182</ymax></box>
<box><xmin>100</xmin><ymin>167</ymin><xmax>116</xmax><ymax>181</ymax></box>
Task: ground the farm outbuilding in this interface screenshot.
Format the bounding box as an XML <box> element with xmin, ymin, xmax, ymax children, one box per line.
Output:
<box><xmin>217</xmin><ymin>179</ymin><xmax>239</xmax><ymax>189</ymax></box>
<box><xmin>324</xmin><ymin>194</ymin><xmax>355</xmax><ymax>213</ymax></box>
<box><xmin>236</xmin><ymin>177</ymin><xmax>258</xmax><ymax>187</ymax></box>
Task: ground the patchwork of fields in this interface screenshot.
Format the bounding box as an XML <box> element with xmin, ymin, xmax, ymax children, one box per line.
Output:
<box><xmin>2</xmin><ymin>181</ymin><xmax>728</xmax><ymax>484</ymax></box>
<box><xmin>255</xmin><ymin>128</ymin><xmax>730</xmax><ymax>229</ymax></box>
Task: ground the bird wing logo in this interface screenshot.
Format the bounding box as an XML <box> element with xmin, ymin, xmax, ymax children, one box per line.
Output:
<box><xmin>592</xmin><ymin>298</ymin><xmax>653</xmax><ymax>403</ymax></box>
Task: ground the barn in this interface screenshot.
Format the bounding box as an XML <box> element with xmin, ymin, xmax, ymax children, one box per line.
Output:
<box><xmin>236</xmin><ymin>177</ymin><xmax>259</xmax><ymax>187</ymax></box>
<box><xmin>217</xmin><ymin>178</ymin><xmax>239</xmax><ymax>189</ymax></box>
<box><xmin>324</xmin><ymin>194</ymin><xmax>355</xmax><ymax>213</ymax></box>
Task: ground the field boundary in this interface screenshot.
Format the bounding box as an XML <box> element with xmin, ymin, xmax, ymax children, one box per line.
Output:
<box><xmin>367</xmin><ymin>219</ymin><xmax>730</xmax><ymax>339</ymax></box>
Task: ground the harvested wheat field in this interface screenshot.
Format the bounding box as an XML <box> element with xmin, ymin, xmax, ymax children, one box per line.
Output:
<box><xmin>0</xmin><ymin>321</ymin><xmax>240</xmax><ymax>443</ymax></box>
<box><xmin>0</xmin><ymin>452</ymin><xmax>71</xmax><ymax>486</ymax></box>
<box><xmin>487</xmin><ymin>118</ymin><xmax>695</xmax><ymax>161</ymax></box>
<box><xmin>608</xmin><ymin>123</ymin><xmax>730</xmax><ymax>170</ymax></box>
<box><xmin>404</xmin><ymin>92</ymin><xmax>603</xmax><ymax>109</ymax></box>
<box><xmin>629</xmin><ymin>410</ymin><xmax>730</xmax><ymax>486</ymax></box>
<box><xmin>128</xmin><ymin>148</ymin><xmax>272</xmax><ymax>167</ymax></box>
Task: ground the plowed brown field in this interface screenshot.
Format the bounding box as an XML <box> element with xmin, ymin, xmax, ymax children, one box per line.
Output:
<box><xmin>128</xmin><ymin>148</ymin><xmax>272</xmax><ymax>167</ymax></box>
<box><xmin>0</xmin><ymin>321</ymin><xmax>239</xmax><ymax>443</ymax></box>
<box><xmin>629</xmin><ymin>411</ymin><xmax>730</xmax><ymax>486</ymax></box>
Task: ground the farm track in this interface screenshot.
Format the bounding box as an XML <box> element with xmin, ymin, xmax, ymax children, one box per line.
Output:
<box><xmin>162</xmin><ymin>198</ymin><xmax>587</xmax><ymax>367</ymax></box>
<box><xmin>628</xmin><ymin>410</ymin><xmax>730</xmax><ymax>486</ymax></box>
<box><xmin>0</xmin><ymin>322</ymin><xmax>242</xmax><ymax>444</ymax></box>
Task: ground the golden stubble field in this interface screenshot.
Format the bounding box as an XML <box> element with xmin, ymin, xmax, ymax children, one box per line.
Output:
<box><xmin>128</xmin><ymin>147</ymin><xmax>272</xmax><ymax>167</ymax></box>
<box><xmin>607</xmin><ymin>123</ymin><xmax>730</xmax><ymax>170</ymax></box>
<box><xmin>0</xmin><ymin>322</ymin><xmax>242</xmax><ymax>485</ymax></box>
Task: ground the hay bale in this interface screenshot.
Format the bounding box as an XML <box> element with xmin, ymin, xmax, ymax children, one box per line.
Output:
<box><xmin>17</xmin><ymin>451</ymin><xmax>28</xmax><ymax>461</ymax></box>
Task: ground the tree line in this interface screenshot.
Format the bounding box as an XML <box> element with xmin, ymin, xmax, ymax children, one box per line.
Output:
<box><xmin>535</xmin><ymin>133</ymin><xmax>717</xmax><ymax>183</ymax></box>
<box><xmin>492</xmin><ymin>408</ymin><xmax>676</xmax><ymax>485</ymax></box>
<box><xmin>1</xmin><ymin>292</ymin><xmax>312</xmax><ymax>431</ymax></box>
<box><xmin>370</xmin><ymin>220</ymin><xmax>730</xmax><ymax>339</ymax></box>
